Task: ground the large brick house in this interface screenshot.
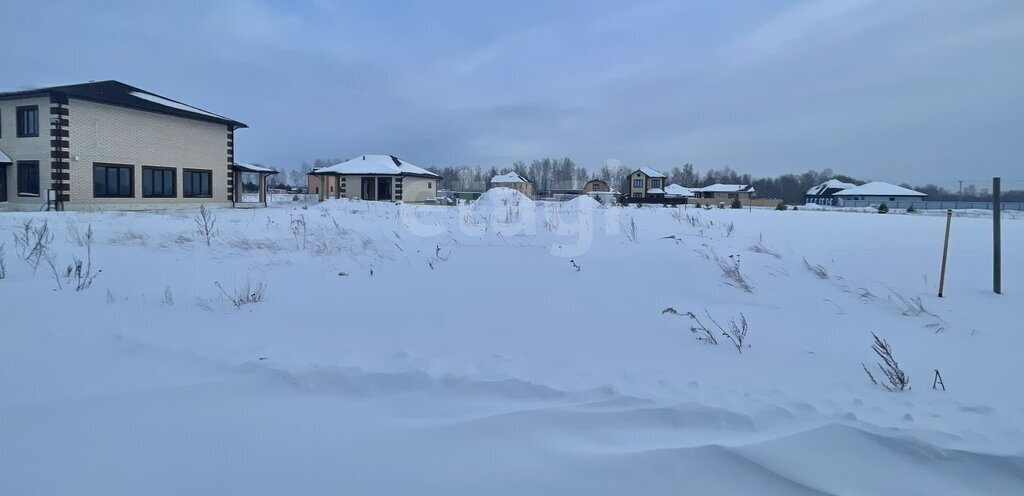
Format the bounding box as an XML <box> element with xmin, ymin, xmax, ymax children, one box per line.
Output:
<box><xmin>0</xmin><ymin>80</ymin><xmax>253</xmax><ymax>211</ymax></box>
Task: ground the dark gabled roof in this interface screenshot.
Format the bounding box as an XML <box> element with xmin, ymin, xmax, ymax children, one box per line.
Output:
<box><xmin>0</xmin><ymin>80</ymin><xmax>246</xmax><ymax>128</ymax></box>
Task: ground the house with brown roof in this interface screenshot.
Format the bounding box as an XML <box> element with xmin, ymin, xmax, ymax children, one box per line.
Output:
<box><xmin>0</xmin><ymin>80</ymin><xmax>261</xmax><ymax>211</ymax></box>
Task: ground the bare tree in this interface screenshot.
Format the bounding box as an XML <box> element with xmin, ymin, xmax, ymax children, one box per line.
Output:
<box><xmin>195</xmin><ymin>205</ymin><xmax>218</xmax><ymax>246</ymax></box>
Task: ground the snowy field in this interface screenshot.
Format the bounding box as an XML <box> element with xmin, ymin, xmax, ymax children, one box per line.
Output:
<box><xmin>2</xmin><ymin>189</ymin><xmax>1022</xmax><ymax>495</ymax></box>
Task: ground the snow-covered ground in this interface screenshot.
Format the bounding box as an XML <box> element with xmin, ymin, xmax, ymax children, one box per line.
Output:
<box><xmin>2</xmin><ymin>189</ymin><xmax>1022</xmax><ymax>494</ymax></box>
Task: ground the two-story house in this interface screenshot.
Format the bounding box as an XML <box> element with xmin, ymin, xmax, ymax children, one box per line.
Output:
<box><xmin>628</xmin><ymin>167</ymin><xmax>667</xmax><ymax>199</ymax></box>
<box><xmin>0</xmin><ymin>80</ymin><xmax>248</xmax><ymax>211</ymax></box>
<box><xmin>489</xmin><ymin>171</ymin><xmax>534</xmax><ymax>197</ymax></box>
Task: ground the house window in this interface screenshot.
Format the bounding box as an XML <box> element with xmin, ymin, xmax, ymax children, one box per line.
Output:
<box><xmin>142</xmin><ymin>166</ymin><xmax>176</xmax><ymax>198</ymax></box>
<box><xmin>183</xmin><ymin>169</ymin><xmax>212</xmax><ymax>198</ymax></box>
<box><xmin>889</xmin><ymin>197</ymin><xmax>895</xmax><ymax>201</ymax></box>
<box><xmin>428</xmin><ymin>182</ymin><xmax>432</xmax><ymax>189</ymax></box>
<box><xmin>17</xmin><ymin>161</ymin><xmax>40</xmax><ymax>196</ymax></box>
<box><xmin>632</xmin><ymin>179</ymin><xmax>643</xmax><ymax>188</ymax></box>
<box><xmin>650</xmin><ymin>179</ymin><xmax>661</xmax><ymax>188</ymax></box>
<box><xmin>591</xmin><ymin>184</ymin><xmax>599</xmax><ymax>191</ymax></box>
<box><xmin>94</xmin><ymin>163</ymin><xmax>134</xmax><ymax>197</ymax></box>
<box><xmin>16</xmin><ymin>106</ymin><xmax>39</xmax><ymax>137</ymax></box>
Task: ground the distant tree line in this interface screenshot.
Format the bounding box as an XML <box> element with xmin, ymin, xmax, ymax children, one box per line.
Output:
<box><xmin>268</xmin><ymin>156</ymin><xmax>1023</xmax><ymax>203</ymax></box>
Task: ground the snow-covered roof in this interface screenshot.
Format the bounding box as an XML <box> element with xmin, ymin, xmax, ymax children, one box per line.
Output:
<box><xmin>806</xmin><ymin>179</ymin><xmax>858</xmax><ymax>196</ymax></box>
<box><xmin>0</xmin><ymin>80</ymin><xmax>246</xmax><ymax>128</ymax></box>
<box><xmin>0</xmin><ymin>148</ymin><xmax>11</xmax><ymax>164</ymax></box>
<box><xmin>233</xmin><ymin>162</ymin><xmax>278</xmax><ymax>174</ymax></box>
<box><xmin>129</xmin><ymin>91</ymin><xmax>227</xmax><ymax>120</ymax></box>
<box><xmin>692</xmin><ymin>183</ymin><xmax>754</xmax><ymax>193</ymax></box>
<box><xmin>491</xmin><ymin>171</ymin><xmax>530</xmax><ymax>183</ymax></box>
<box><xmin>664</xmin><ymin>184</ymin><xmax>694</xmax><ymax>197</ymax></box>
<box><xmin>313</xmin><ymin>155</ymin><xmax>438</xmax><ymax>178</ymax></box>
<box><xmin>636</xmin><ymin>167</ymin><xmax>666</xmax><ymax>178</ymax></box>
<box><xmin>647</xmin><ymin>188</ymin><xmax>665</xmax><ymax>194</ymax></box>
<box><xmin>832</xmin><ymin>181</ymin><xmax>925</xmax><ymax>197</ymax></box>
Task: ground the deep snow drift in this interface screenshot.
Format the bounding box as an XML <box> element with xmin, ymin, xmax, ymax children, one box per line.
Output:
<box><xmin>1</xmin><ymin>200</ymin><xmax>1022</xmax><ymax>494</ymax></box>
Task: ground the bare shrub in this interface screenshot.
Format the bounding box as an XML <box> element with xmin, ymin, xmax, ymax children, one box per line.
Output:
<box><xmin>160</xmin><ymin>232</ymin><xmax>195</xmax><ymax>246</ymax></box>
<box><xmin>215</xmin><ymin>276</ymin><xmax>268</xmax><ymax>309</ymax></box>
<box><xmin>66</xmin><ymin>222</ymin><xmax>87</xmax><ymax>247</ymax></box>
<box><xmin>195</xmin><ymin>205</ymin><xmax>218</xmax><ymax>246</ymax></box>
<box><xmin>63</xmin><ymin>225</ymin><xmax>99</xmax><ymax>291</ymax></box>
<box><xmin>43</xmin><ymin>251</ymin><xmax>62</xmax><ymax>289</ymax></box>
<box><xmin>0</xmin><ymin>243</ymin><xmax>6</xmax><ymax>279</ymax></box>
<box><xmin>624</xmin><ymin>216</ymin><xmax>639</xmax><ymax>243</ymax></box>
<box><xmin>715</xmin><ymin>255</ymin><xmax>753</xmax><ymax>293</ymax></box>
<box><xmin>290</xmin><ymin>214</ymin><xmax>308</xmax><ymax>249</ymax></box>
<box><xmin>886</xmin><ymin>288</ymin><xmax>929</xmax><ymax>316</ymax></box>
<box><xmin>13</xmin><ymin>219</ymin><xmax>54</xmax><ymax>274</ymax></box>
<box><xmin>662</xmin><ymin>308</ymin><xmax>718</xmax><ymax>345</ymax></box>
<box><xmin>722</xmin><ymin>221</ymin><xmax>735</xmax><ymax>238</ymax></box>
<box><xmin>228</xmin><ymin>236</ymin><xmax>284</xmax><ymax>252</ymax></box>
<box><xmin>708</xmin><ymin>312</ymin><xmax>749</xmax><ymax>353</ymax></box>
<box><xmin>803</xmin><ymin>258</ymin><xmax>829</xmax><ymax>279</ymax></box>
<box><xmin>862</xmin><ymin>332</ymin><xmax>909</xmax><ymax>391</ymax></box>
<box><xmin>109</xmin><ymin>230</ymin><xmax>149</xmax><ymax>246</ymax></box>
<box><xmin>749</xmin><ymin>242</ymin><xmax>781</xmax><ymax>259</ymax></box>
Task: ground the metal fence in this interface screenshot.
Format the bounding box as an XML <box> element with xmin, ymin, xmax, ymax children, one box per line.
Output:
<box><xmin>839</xmin><ymin>200</ymin><xmax>1024</xmax><ymax>211</ymax></box>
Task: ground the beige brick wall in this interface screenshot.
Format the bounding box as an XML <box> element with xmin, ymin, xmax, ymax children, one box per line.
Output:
<box><xmin>63</xmin><ymin>98</ymin><xmax>232</xmax><ymax>210</ymax></box>
<box><xmin>401</xmin><ymin>177</ymin><xmax>437</xmax><ymax>202</ymax></box>
<box><xmin>491</xmin><ymin>181</ymin><xmax>533</xmax><ymax>197</ymax></box>
<box><xmin>0</xmin><ymin>96</ymin><xmax>52</xmax><ymax>210</ymax></box>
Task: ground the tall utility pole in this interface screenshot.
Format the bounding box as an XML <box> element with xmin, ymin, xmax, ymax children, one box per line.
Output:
<box><xmin>993</xmin><ymin>177</ymin><xmax>1001</xmax><ymax>295</ymax></box>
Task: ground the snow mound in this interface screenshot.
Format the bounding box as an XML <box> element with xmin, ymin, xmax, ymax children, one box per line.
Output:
<box><xmin>563</xmin><ymin>195</ymin><xmax>601</xmax><ymax>210</ymax></box>
<box><xmin>473</xmin><ymin>187</ymin><xmax>535</xmax><ymax>209</ymax></box>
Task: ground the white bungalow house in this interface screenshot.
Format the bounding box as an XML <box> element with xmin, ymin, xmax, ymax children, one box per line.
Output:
<box><xmin>664</xmin><ymin>184</ymin><xmax>694</xmax><ymax>198</ymax></box>
<box><xmin>308</xmin><ymin>155</ymin><xmax>440</xmax><ymax>202</ymax></box>
<box><xmin>691</xmin><ymin>184</ymin><xmax>755</xmax><ymax>201</ymax></box>
<box><xmin>831</xmin><ymin>182</ymin><xmax>925</xmax><ymax>206</ymax></box>
<box><xmin>805</xmin><ymin>179</ymin><xmax>858</xmax><ymax>206</ymax></box>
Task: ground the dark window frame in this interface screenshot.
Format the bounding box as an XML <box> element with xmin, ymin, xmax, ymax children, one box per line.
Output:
<box><xmin>183</xmin><ymin>168</ymin><xmax>213</xmax><ymax>198</ymax></box>
<box><xmin>142</xmin><ymin>166</ymin><xmax>177</xmax><ymax>198</ymax></box>
<box><xmin>632</xmin><ymin>179</ymin><xmax>643</xmax><ymax>188</ymax></box>
<box><xmin>16</xmin><ymin>105</ymin><xmax>39</xmax><ymax>138</ymax></box>
<box><xmin>93</xmin><ymin>163</ymin><xmax>135</xmax><ymax>198</ymax></box>
<box><xmin>17</xmin><ymin>160</ymin><xmax>40</xmax><ymax>196</ymax></box>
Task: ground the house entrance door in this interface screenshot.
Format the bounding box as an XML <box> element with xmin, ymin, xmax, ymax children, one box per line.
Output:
<box><xmin>377</xmin><ymin>177</ymin><xmax>392</xmax><ymax>201</ymax></box>
<box><xmin>361</xmin><ymin>178</ymin><xmax>376</xmax><ymax>200</ymax></box>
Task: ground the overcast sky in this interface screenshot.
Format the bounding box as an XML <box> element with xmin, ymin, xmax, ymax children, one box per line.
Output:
<box><xmin>3</xmin><ymin>0</ymin><xmax>1023</xmax><ymax>185</ymax></box>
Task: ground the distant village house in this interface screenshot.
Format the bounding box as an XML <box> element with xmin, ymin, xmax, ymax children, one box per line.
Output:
<box><xmin>628</xmin><ymin>167</ymin><xmax>667</xmax><ymax>199</ymax></box>
<box><xmin>490</xmin><ymin>171</ymin><xmax>534</xmax><ymax>197</ymax></box>
<box><xmin>308</xmin><ymin>155</ymin><xmax>440</xmax><ymax>202</ymax></box>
